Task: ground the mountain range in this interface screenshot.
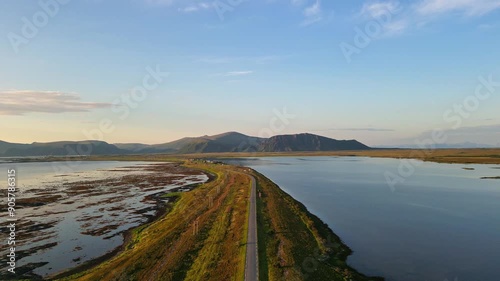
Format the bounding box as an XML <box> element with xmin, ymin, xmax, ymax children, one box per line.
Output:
<box><xmin>0</xmin><ymin>132</ymin><xmax>370</xmax><ymax>157</ymax></box>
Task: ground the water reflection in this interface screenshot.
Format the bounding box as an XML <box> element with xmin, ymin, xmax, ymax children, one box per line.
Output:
<box><xmin>227</xmin><ymin>156</ymin><xmax>500</xmax><ymax>281</ymax></box>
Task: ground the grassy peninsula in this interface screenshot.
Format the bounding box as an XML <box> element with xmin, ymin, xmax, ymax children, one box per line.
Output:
<box><xmin>50</xmin><ymin>159</ymin><xmax>380</xmax><ymax>281</ymax></box>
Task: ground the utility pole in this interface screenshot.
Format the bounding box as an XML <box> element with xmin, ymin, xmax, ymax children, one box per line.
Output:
<box><xmin>193</xmin><ymin>218</ymin><xmax>200</xmax><ymax>235</ymax></box>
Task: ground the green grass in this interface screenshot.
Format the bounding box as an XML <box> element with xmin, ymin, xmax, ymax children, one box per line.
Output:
<box><xmin>256</xmin><ymin>181</ymin><xmax>270</xmax><ymax>281</ymax></box>
<box><xmin>51</xmin><ymin>158</ymin><xmax>386</xmax><ymax>281</ymax></box>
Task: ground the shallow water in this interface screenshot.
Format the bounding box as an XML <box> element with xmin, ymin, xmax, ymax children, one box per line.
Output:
<box><xmin>228</xmin><ymin>156</ymin><xmax>500</xmax><ymax>281</ymax></box>
<box><xmin>0</xmin><ymin>161</ymin><xmax>208</xmax><ymax>278</ymax></box>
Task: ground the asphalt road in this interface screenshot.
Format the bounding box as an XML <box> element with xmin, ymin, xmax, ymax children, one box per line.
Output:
<box><xmin>245</xmin><ymin>175</ymin><xmax>258</xmax><ymax>281</ymax></box>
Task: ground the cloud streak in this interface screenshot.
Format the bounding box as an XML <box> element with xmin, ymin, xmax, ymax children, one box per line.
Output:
<box><xmin>178</xmin><ymin>2</ymin><xmax>212</xmax><ymax>13</ymax></box>
<box><xmin>415</xmin><ymin>0</ymin><xmax>500</xmax><ymax>17</ymax></box>
<box><xmin>301</xmin><ymin>0</ymin><xmax>323</xmax><ymax>26</ymax></box>
<box><xmin>210</xmin><ymin>70</ymin><xmax>254</xmax><ymax>77</ymax></box>
<box><xmin>0</xmin><ymin>90</ymin><xmax>111</xmax><ymax>115</ymax></box>
<box><xmin>197</xmin><ymin>55</ymin><xmax>287</xmax><ymax>65</ymax></box>
<box><xmin>355</xmin><ymin>0</ymin><xmax>500</xmax><ymax>37</ymax></box>
<box><xmin>224</xmin><ymin>71</ymin><xmax>253</xmax><ymax>76</ymax></box>
<box><xmin>360</xmin><ymin>0</ymin><xmax>401</xmax><ymax>18</ymax></box>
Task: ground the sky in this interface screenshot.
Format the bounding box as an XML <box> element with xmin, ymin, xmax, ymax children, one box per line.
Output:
<box><xmin>1</xmin><ymin>0</ymin><xmax>500</xmax><ymax>146</ymax></box>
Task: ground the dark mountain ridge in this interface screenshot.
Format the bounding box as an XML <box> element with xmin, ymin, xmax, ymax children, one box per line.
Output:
<box><xmin>259</xmin><ymin>133</ymin><xmax>370</xmax><ymax>152</ymax></box>
<box><xmin>0</xmin><ymin>140</ymin><xmax>126</xmax><ymax>157</ymax></box>
<box><xmin>1</xmin><ymin>132</ymin><xmax>370</xmax><ymax>157</ymax></box>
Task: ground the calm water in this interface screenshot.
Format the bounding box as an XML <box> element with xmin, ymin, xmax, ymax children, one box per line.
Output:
<box><xmin>229</xmin><ymin>156</ymin><xmax>500</xmax><ymax>281</ymax></box>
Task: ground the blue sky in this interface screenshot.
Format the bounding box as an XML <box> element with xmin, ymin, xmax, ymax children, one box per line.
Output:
<box><xmin>1</xmin><ymin>0</ymin><xmax>500</xmax><ymax>146</ymax></box>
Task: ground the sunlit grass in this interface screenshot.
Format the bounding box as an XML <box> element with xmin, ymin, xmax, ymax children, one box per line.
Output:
<box><xmin>54</xmin><ymin>159</ymin><xmax>386</xmax><ymax>281</ymax></box>
<box><xmin>56</xmin><ymin>163</ymin><xmax>249</xmax><ymax>281</ymax></box>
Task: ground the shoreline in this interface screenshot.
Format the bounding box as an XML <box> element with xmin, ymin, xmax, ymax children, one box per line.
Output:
<box><xmin>180</xmin><ymin>148</ymin><xmax>500</xmax><ymax>165</ymax></box>
<box><xmin>49</xmin><ymin>189</ymin><xmax>171</xmax><ymax>280</ymax></box>
<box><xmin>54</xmin><ymin>161</ymin><xmax>250</xmax><ymax>280</ymax></box>
<box><xmin>37</xmin><ymin>160</ymin><xmax>381</xmax><ymax>280</ymax></box>
<box><xmin>48</xmin><ymin>169</ymin><xmax>215</xmax><ymax>280</ymax></box>
<box><xmin>2</xmin><ymin>148</ymin><xmax>500</xmax><ymax>165</ymax></box>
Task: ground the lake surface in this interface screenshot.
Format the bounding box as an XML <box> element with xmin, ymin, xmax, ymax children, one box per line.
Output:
<box><xmin>0</xmin><ymin>161</ymin><xmax>208</xmax><ymax>278</ymax></box>
<box><xmin>228</xmin><ymin>156</ymin><xmax>500</xmax><ymax>281</ymax></box>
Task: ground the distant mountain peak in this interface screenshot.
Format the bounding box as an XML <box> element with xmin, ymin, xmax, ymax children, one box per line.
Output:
<box><xmin>1</xmin><ymin>132</ymin><xmax>370</xmax><ymax>157</ymax></box>
<box><xmin>260</xmin><ymin>133</ymin><xmax>369</xmax><ymax>152</ymax></box>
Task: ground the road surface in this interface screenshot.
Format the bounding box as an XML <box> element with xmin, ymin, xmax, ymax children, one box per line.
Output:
<box><xmin>245</xmin><ymin>175</ymin><xmax>258</xmax><ymax>281</ymax></box>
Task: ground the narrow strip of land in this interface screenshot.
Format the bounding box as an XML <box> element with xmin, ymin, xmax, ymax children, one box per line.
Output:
<box><xmin>245</xmin><ymin>175</ymin><xmax>258</xmax><ymax>281</ymax></box>
<box><xmin>52</xmin><ymin>161</ymin><xmax>380</xmax><ymax>281</ymax></box>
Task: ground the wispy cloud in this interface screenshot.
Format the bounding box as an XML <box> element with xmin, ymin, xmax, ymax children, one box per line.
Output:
<box><xmin>304</xmin><ymin>0</ymin><xmax>321</xmax><ymax>17</ymax></box>
<box><xmin>178</xmin><ymin>2</ymin><xmax>212</xmax><ymax>13</ymax></box>
<box><xmin>356</xmin><ymin>0</ymin><xmax>500</xmax><ymax>37</ymax></box>
<box><xmin>415</xmin><ymin>0</ymin><xmax>500</xmax><ymax>17</ymax></box>
<box><xmin>301</xmin><ymin>0</ymin><xmax>323</xmax><ymax>26</ymax></box>
<box><xmin>197</xmin><ymin>55</ymin><xmax>288</xmax><ymax>64</ymax></box>
<box><xmin>384</xmin><ymin>19</ymin><xmax>410</xmax><ymax>36</ymax></box>
<box><xmin>145</xmin><ymin>0</ymin><xmax>331</xmax><ymax>25</ymax></box>
<box><xmin>224</xmin><ymin>71</ymin><xmax>253</xmax><ymax>76</ymax></box>
<box><xmin>357</xmin><ymin>0</ymin><xmax>408</xmax><ymax>36</ymax></box>
<box><xmin>0</xmin><ymin>91</ymin><xmax>111</xmax><ymax>115</ymax></box>
<box><xmin>211</xmin><ymin>70</ymin><xmax>254</xmax><ymax>77</ymax></box>
<box><xmin>144</xmin><ymin>0</ymin><xmax>214</xmax><ymax>14</ymax></box>
<box><xmin>360</xmin><ymin>0</ymin><xmax>401</xmax><ymax>18</ymax></box>
<box><xmin>198</xmin><ymin>57</ymin><xmax>238</xmax><ymax>64</ymax></box>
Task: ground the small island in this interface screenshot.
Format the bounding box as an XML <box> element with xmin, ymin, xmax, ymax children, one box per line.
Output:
<box><xmin>481</xmin><ymin>176</ymin><xmax>500</xmax><ymax>180</ymax></box>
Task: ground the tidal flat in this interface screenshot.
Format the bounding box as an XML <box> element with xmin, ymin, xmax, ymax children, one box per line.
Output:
<box><xmin>0</xmin><ymin>161</ymin><xmax>208</xmax><ymax>280</ymax></box>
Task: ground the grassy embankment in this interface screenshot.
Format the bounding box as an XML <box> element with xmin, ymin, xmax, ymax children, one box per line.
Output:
<box><xmin>173</xmin><ymin>148</ymin><xmax>500</xmax><ymax>165</ymax></box>
<box><xmin>52</xmin><ymin>158</ymin><xmax>383</xmax><ymax>281</ymax></box>
<box><xmin>56</xmin><ymin>162</ymin><xmax>250</xmax><ymax>281</ymax></box>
